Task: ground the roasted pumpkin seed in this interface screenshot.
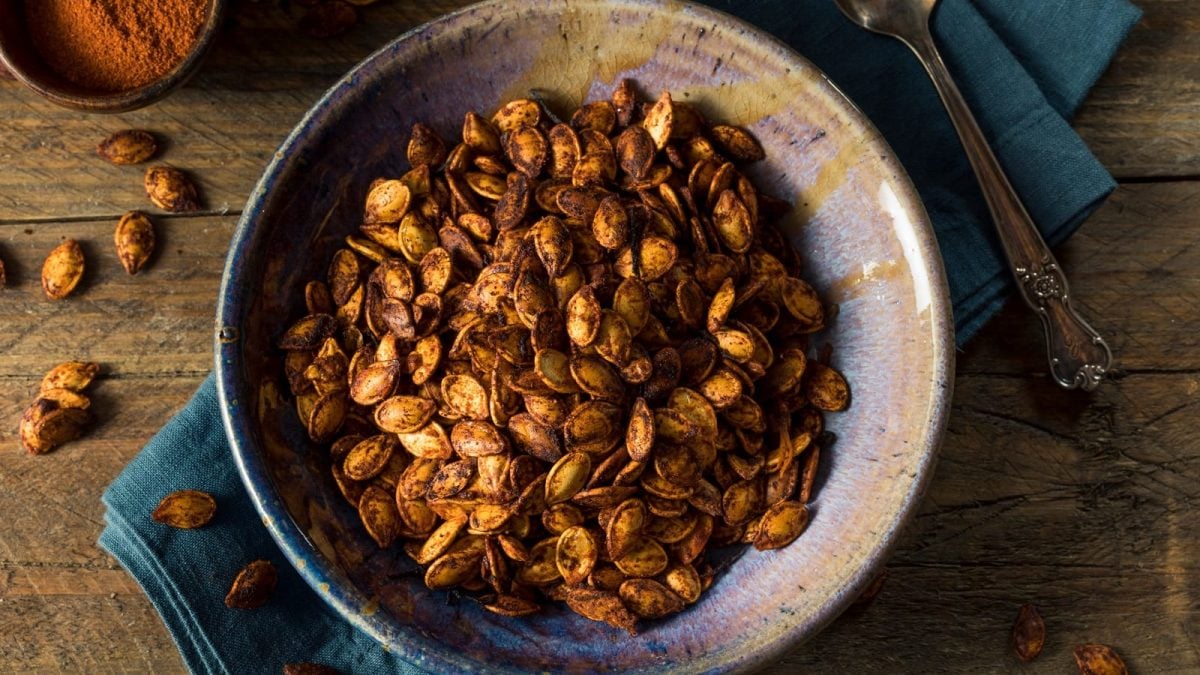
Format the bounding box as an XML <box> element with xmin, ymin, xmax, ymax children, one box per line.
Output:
<box><xmin>41</xmin><ymin>239</ymin><xmax>85</xmax><ymax>300</ymax></box>
<box><xmin>114</xmin><ymin>211</ymin><xmax>156</xmax><ymax>275</ymax></box>
<box><xmin>224</xmin><ymin>560</ymin><xmax>277</xmax><ymax>609</ymax></box>
<box><xmin>151</xmin><ymin>489</ymin><xmax>216</xmax><ymax>529</ymax></box>
<box><xmin>144</xmin><ymin>166</ymin><xmax>200</xmax><ymax>212</ymax></box>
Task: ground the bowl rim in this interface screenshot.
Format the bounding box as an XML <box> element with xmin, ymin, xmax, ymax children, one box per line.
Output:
<box><xmin>215</xmin><ymin>0</ymin><xmax>954</xmax><ymax>671</ymax></box>
<box><xmin>0</xmin><ymin>0</ymin><xmax>228</xmax><ymax>113</ymax></box>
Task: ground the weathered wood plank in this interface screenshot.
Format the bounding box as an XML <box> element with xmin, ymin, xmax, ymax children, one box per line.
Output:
<box><xmin>1076</xmin><ymin>0</ymin><xmax>1200</xmax><ymax>178</ymax></box>
<box><xmin>782</xmin><ymin>370</ymin><xmax>1200</xmax><ymax>672</ymax></box>
<box><xmin>0</xmin><ymin>0</ymin><xmax>1195</xmax><ymax>224</ymax></box>
<box><xmin>0</xmin><ymin>593</ymin><xmax>184</xmax><ymax>674</ymax></box>
<box><xmin>960</xmin><ymin>180</ymin><xmax>1200</xmax><ymax>375</ymax></box>
<box><xmin>0</xmin><ymin>214</ymin><xmax>234</xmax><ymax>378</ymax></box>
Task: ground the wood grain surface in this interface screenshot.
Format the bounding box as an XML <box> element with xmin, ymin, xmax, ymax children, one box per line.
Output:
<box><xmin>1</xmin><ymin>1</ymin><xmax>1197</xmax><ymax>673</ymax></box>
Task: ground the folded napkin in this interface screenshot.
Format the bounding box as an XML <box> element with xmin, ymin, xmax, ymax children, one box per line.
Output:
<box><xmin>99</xmin><ymin>1</ymin><xmax>1141</xmax><ymax>673</ymax></box>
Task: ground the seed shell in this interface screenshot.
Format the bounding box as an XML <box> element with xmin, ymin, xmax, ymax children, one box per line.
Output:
<box><xmin>152</xmin><ymin>490</ymin><xmax>217</xmax><ymax>529</ymax></box>
<box><xmin>225</xmin><ymin>560</ymin><xmax>277</xmax><ymax>609</ymax></box>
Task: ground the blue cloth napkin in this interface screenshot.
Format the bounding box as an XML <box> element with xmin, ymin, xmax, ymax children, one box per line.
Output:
<box><xmin>99</xmin><ymin>1</ymin><xmax>1141</xmax><ymax>673</ymax></box>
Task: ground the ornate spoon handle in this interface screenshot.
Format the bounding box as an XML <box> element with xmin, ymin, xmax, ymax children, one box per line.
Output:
<box><xmin>903</xmin><ymin>29</ymin><xmax>1112</xmax><ymax>390</ymax></box>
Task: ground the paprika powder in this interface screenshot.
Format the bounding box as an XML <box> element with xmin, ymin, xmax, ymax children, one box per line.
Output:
<box><xmin>25</xmin><ymin>0</ymin><xmax>208</xmax><ymax>93</ymax></box>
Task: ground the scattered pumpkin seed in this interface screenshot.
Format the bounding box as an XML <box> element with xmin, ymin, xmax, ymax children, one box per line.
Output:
<box><xmin>224</xmin><ymin>560</ymin><xmax>277</xmax><ymax>609</ymax></box>
<box><xmin>152</xmin><ymin>489</ymin><xmax>217</xmax><ymax>529</ymax></box>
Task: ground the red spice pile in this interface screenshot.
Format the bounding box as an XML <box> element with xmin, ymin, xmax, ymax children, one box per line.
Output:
<box><xmin>24</xmin><ymin>0</ymin><xmax>207</xmax><ymax>93</ymax></box>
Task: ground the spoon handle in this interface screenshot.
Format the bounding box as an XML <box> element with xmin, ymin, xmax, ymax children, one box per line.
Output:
<box><xmin>904</xmin><ymin>29</ymin><xmax>1112</xmax><ymax>390</ymax></box>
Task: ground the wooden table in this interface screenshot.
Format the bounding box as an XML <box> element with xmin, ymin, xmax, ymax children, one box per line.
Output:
<box><xmin>1</xmin><ymin>2</ymin><xmax>1196</xmax><ymax>672</ymax></box>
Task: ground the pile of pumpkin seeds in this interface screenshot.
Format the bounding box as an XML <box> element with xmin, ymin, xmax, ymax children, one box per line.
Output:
<box><xmin>278</xmin><ymin>80</ymin><xmax>849</xmax><ymax>633</ymax></box>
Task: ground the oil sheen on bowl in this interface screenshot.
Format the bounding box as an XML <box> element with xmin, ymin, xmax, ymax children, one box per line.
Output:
<box><xmin>215</xmin><ymin>0</ymin><xmax>954</xmax><ymax>671</ymax></box>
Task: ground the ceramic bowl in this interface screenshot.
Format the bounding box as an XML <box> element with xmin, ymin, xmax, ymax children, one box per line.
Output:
<box><xmin>0</xmin><ymin>0</ymin><xmax>227</xmax><ymax>112</ymax></box>
<box><xmin>216</xmin><ymin>0</ymin><xmax>954</xmax><ymax>671</ymax></box>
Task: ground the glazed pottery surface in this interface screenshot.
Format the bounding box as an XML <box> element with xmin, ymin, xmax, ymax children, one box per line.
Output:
<box><xmin>216</xmin><ymin>1</ymin><xmax>954</xmax><ymax>671</ymax></box>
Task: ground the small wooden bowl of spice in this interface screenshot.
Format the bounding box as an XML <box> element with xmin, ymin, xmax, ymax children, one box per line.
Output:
<box><xmin>0</xmin><ymin>0</ymin><xmax>227</xmax><ymax>113</ymax></box>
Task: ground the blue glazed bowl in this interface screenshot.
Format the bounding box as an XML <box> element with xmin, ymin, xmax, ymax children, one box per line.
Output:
<box><xmin>216</xmin><ymin>0</ymin><xmax>954</xmax><ymax>671</ymax></box>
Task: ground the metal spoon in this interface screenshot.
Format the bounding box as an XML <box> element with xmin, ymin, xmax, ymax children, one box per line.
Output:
<box><xmin>834</xmin><ymin>0</ymin><xmax>1113</xmax><ymax>391</ymax></box>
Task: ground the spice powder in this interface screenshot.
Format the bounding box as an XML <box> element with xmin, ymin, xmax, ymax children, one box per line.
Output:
<box><xmin>24</xmin><ymin>0</ymin><xmax>208</xmax><ymax>93</ymax></box>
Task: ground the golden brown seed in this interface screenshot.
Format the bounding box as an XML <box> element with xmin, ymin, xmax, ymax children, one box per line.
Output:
<box><xmin>306</xmin><ymin>390</ymin><xmax>346</xmax><ymax>442</ymax></box>
<box><xmin>614</xmin><ymin>236</ymin><xmax>677</xmax><ymax>282</ymax></box>
<box><xmin>619</xmin><ymin>578</ymin><xmax>684</xmax><ymax>619</ymax></box>
<box><xmin>396</xmin><ymin>421</ymin><xmax>453</xmax><ymax>460</ymax></box>
<box><xmin>532</xmin><ymin>216</ymin><xmax>573</xmax><ymax>279</ymax></box>
<box><xmin>545</xmin><ymin>452</ymin><xmax>591</xmax><ymax>505</ymax></box>
<box><xmin>144</xmin><ymin>166</ymin><xmax>200</xmax><ymax>212</ymax></box>
<box><xmin>591</xmin><ymin>196</ymin><xmax>630</xmax><ymax>251</ymax></box>
<box><xmin>450</xmin><ymin>420</ymin><xmax>509</xmax><ymax>457</ymax></box>
<box><xmin>97</xmin><ymin>129</ymin><xmax>157</xmax><ymax>165</ymax></box>
<box><xmin>37</xmin><ymin>387</ymin><xmax>90</xmax><ymax>411</ymax></box>
<box><xmin>425</xmin><ymin>546</ymin><xmax>485</xmax><ymax>590</ymax></box>
<box><xmin>343</xmin><ymin>434</ymin><xmax>395</xmax><ymax>481</ymax></box>
<box><xmin>491</xmin><ymin>98</ymin><xmax>541</xmax><ymax>134</ymax></box>
<box><xmin>407</xmin><ymin>122</ymin><xmax>447</xmax><ymax>168</ymax></box>
<box><xmin>442</xmin><ymin>373</ymin><xmax>490</xmax><ymax>420</ymax></box>
<box><xmin>517</xmin><ymin>537</ymin><xmax>562</xmax><ymax>586</ymax></box>
<box><xmin>625</xmin><ymin>398</ymin><xmax>655</xmax><ymax>462</ymax></box>
<box><xmin>709</xmin><ymin>124</ymin><xmax>766</xmax><ymax>162</ymax></box>
<box><xmin>761</xmin><ymin>349</ymin><xmax>807</xmax><ymax>397</ymax></box>
<box><xmin>463</xmin><ymin>111</ymin><xmax>501</xmax><ymax>153</ymax></box>
<box><xmin>566</xmin><ymin>285</ymin><xmax>602</xmax><ymax>347</ymax></box>
<box><xmin>605</xmin><ymin>497</ymin><xmax>646</xmax><ymax>559</ymax></box>
<box><xmin>1073</xmin><ymin>644</ymin><xmax>1128</xmax><ymax>675</ymax></box>
<box><xmin>418</xmin><ymin>247</ymin><xmax>453</xmax><ymax>294</ymax></box>
<box><xmin>548</xmin><ymin>123</ymin><xmax>581</xmax><ymax>179</ymax></box>
<box><xmin>556</xmin><ymin>525</ymin><xmax>599</xmax><ymax>585</ymax></box>
<box><xmin>374</xmin><ymin>395</ymin><xmax>436</xmax><ymax>434</ymax></box>
<box><xmin>612</xmin><ymin>78</ymin><xmax>638</xmax><ymax>126</ymax></box>
<box><xmin>483</xmin><ymin>594</ymin><xmax>541</xmax><ymax>617</ymax></box>
<box><xmin>364</xmin><ymin>180</ymin><xmax>412</xmax><ymax>224</ymax></box>
<box><xmin>664</xmin><ymin>564</ymin><xmax>702</xmax><ymax>604</ymax></box>
<box><xmin>535</xmin><ymin>348</ymin><xmax>579</xmax><ymax>394</ymax></box>
<box><xmin>712</xmin><ymin>189</ymin><xmax>753</xmax><ymax>254</ymax></box>
<box><xmin>1011</xmin><ymin>603</ymin><xmax>1045</xmax><ymax>662</ymax></box>
<box><xmin>613</xmin><ymin>536</ymin><xmax>668</xmax><ymax>578</ymax></box>
<box><xmin>152</xmin><ymin>490</ymin><xmax>217</xmax><ymax>529</ymax></box>
<box><xmin>609</xmin><ymin>281</ymin><xmax>649</xmax><ymax>339</ymax></box>
<box><xmin>753</xmin><ymin>500</ymin><xmax>809</xmax><ymax>550</ymax></box>
<box><xmin>224</xmin><ymin>560</ymin><xmax>277</xmax><ymax>609</ymax></box>
<box><xmin>506</xmin><ymin>124</ymin><xmax>549</xmax><ymax>178</ymax></box>
<box><xmin>41</xmin><ymin>361</ymin><xmax>100</xmax><ymax>393</ymax></box>
<box><xmin>642</xmin><ymin>91</ymin><xmax>674</xmax><ymax>150</ymax></box>
<box><xmin>592</xmin><ymin>311</ymin><xmax>632</xmax><ymax>366</ymax></box>
<box><xmin>615</xmin><ymin>126</ymin><xmax>656</xmax><ymax>179</ymax></box>
<box><xmin>698</xmin><ymin>367</ymin><xmax>742</xmax><ymax>409</ymax></box>
<box><xmin>41</xmin><ymin>239</ymin><xmax>85</xmax><ymax>300</ymax></box>
<box><xmin>349</xmin><ymin>360</ymin><xmax>400</xmax><ymax>406</ymax></box>
<box><xmin>563</xmin><ymin>401</ymin><xmax>622</xmax><ymax>455</ymax></box>
<box><xmin>668</xmin><ymin>387</ymin><xmax>718</xmax><ymax>439</ymax></box>
<box><xmin>780</xmin><ymin>276</ymin><xmax>825</xmax><ymax>330</ymax></box>
<box><xmin>570</xmin><ymin>355</ymin><xmax>625</xmax><ymax>400</ymax></box>
<box><xmin>806</xmin><ymin>362</ymin><xmax>850</xmax><ymax>412</ymax></box>
<box><xmin>358</xmin><ymin>484</ymin><xmax>399</xmax><ymax>548</ymax></box>
<box><xmin>565</xmin><ymin>587</ymin><xmax>638</xmax><ymax>635</ymax></box>
<box><xmin>507</xmin><ymin>413</ymin><xmax>563</xmax><ymax>463</ymax></box>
